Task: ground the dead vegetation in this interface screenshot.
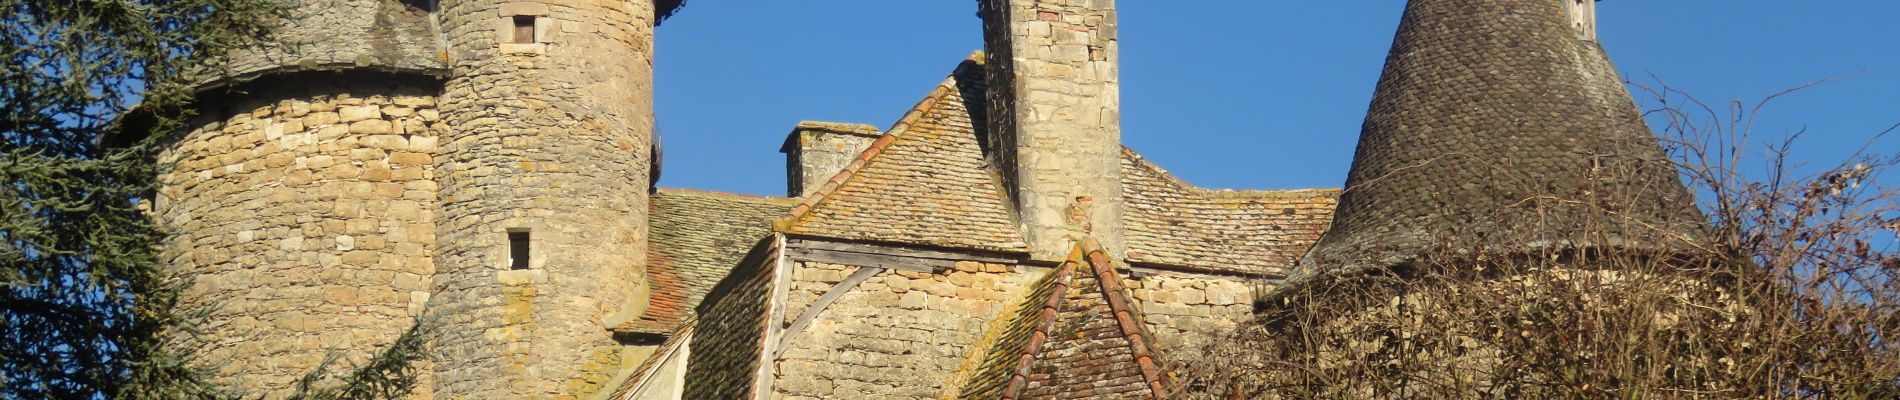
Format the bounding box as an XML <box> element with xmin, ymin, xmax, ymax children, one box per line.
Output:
<box><xmin>1180</xmin><ymin>80</ymin><xmax>1900</xmax><ymax>398</ymax></box>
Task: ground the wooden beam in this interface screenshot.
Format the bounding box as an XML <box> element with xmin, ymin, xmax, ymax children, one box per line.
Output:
<box><xmin>785</xmin><ymin>247</ymin><xmax>940</xmax><ymax>272</ymax></box>
<box><xmin>773</xmin><ymin>266</ymin><xmax>884</xmax><ymax>358</ymax></box>
<box><xmin>783</xmin><ymin>237</ymin><xmax>1022</xmax><ymax>273</ymax></box>
<box><xmin>788</xmin><ymin>238</ymin><xmax>1019</xmax><ymax>264</ymax></box>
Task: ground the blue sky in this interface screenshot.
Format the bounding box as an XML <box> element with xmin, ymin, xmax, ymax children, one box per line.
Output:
<box><xmin>650</xmin><ymin>1</ymin><xmax>1898</xmax><ymax>197</ymax></box>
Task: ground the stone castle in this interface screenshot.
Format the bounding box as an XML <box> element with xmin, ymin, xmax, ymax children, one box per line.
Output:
<box><xmin>142</xmin><ymin>0</ymin><xmax>1701</xmax><ymax>398</ymax></box>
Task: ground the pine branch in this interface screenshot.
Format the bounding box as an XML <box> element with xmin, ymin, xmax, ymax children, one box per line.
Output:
<box><xmin>283</xmin><ymin>313</ymin><xmax>439</xmax><ymax>400</ymax></box>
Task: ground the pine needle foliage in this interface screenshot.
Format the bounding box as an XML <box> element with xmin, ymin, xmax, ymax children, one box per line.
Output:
<box><xmin>283</xmin><ymin>315</ymin><xmax>439</xmax><ymax>400</ymax></box>
<box><xmin>0</xmin><ymin>0</ymin><xmax>377</xmax><ymax>398</ymax></box>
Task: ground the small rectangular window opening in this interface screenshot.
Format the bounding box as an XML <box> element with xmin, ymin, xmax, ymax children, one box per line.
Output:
<box><xmin>508</xmin><ymin>230</ymin><xmax>531</xmax><ymax>270</ymax></box>
<box><xmin>512</xmin><ymin>15</ymin><xmax>536</xmax><ymax>44</ymax></box>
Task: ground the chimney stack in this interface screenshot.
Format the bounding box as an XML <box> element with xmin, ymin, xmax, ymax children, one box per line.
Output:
<box><xmin>979</xmin><ymin>0</ymin><xmax>1126</xmax><ymax>262</ymax></box>
<box><xmin>1565</xmin><ymin>0</ymin><xmax>1598</xmax><ymax>40</ymax></box>
<box><xmin>781</xmin><ymin>121</ymin><xmax>882</xmax><ymax>197</ymax></box>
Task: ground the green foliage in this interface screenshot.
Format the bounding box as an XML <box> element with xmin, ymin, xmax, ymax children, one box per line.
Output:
<box><xmin>1</xmin><ymin>0</ymin><xmax>272</xmax><ymax>398</ymax></box>
<box><xmin>285</xmin><ymin>315</ymin><xmax>439</xmax><ymax>400</ymax></box>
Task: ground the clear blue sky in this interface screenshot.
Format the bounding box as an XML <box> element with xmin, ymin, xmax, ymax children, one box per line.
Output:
<box><xmin>650</xmin><ymin>1</ymin><xmax>1899</xmax><ymax>197</ymax></box>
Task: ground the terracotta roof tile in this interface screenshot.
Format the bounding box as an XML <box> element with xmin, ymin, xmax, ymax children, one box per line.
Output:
<box><xmin>777</xmin><ymin>58</ymin><xmax>1029</xmax><ymax>253</ymax></box>
<box><xmin>956</xmin><ymin>253</ymin><xmax>1070</xmax><ymax>399</ymax></box>
<box><xmin>1121</xmin><ymin>150</ymin><xmax>1339</xmax><ymax>276</ymax></box>
<box><xmin>616</xmin><ymin>189</ymin><xmax>792</xmax><ymax>335</ymax></box>
<box><xmin>957</xmin><ymin>239</ymin><xmax>1168</xmax><ymax>399</ymax></box>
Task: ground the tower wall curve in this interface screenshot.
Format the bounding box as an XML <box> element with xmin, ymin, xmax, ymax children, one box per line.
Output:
<box><xmin>157</xmin><ymin>74</ymin><xmax>444</xmax><ymax>396</ymax></box>
<box><xmin>430</xmin><ymin>0</ymin><xmax>658</xmax><ymax>397</ymax></box>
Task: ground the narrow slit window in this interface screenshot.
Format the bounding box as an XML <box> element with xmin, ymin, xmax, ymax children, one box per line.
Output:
<box><xmin>508</xmin><ymin>231</ymin><xmax>531</xmax><ymax>270</ymax></box>
<box><xmin>512</xmin><ymin>15</ymin><xmax>536</xmax><ymax>44</ymax></box>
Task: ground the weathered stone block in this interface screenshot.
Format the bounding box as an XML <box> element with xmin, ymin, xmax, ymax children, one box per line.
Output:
<box><xmin>338</xmin><ymin>105</ymin><xmax>381</xmax><ymax>122</ymax></box>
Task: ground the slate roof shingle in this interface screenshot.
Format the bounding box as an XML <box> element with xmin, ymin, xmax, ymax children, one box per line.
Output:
<box><xmin>956</xmin><ymin>239</ymin><xmax>1168</xmax><ymax>399</ymax></box>
<box><xmin>956</xmin><ymin>253</ymin><xmax>1070</xmax><ymax>399</ymax></box>
<box><xmin>777</xmin><ymin>55</ymin><xmax>1338</xmax><ymax>275</ymax></box>
<box><xmin>776</xmin><ymin>58</ymin><xmax>1030</xmax><ymax>253</ymax></box>
<box><xmin>1300</xmin><ymin>0</ymin><xmax>1706</xmax><ymax>277</ymax></box>
<box><xmin>616</xmin><ymin>188</ymin><xmax>792</xmax><ymax>335</ymax></box>
<box><xmin>1122</xmin><ymin>151</ymin><xmax>1339</xmax><ymax>276</ymax></box>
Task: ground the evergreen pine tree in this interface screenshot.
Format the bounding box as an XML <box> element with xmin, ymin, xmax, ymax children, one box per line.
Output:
<box><xmin>3</xmin><ymin>1</ymin><xmax>435</xmax><ymax>398</ymax></box>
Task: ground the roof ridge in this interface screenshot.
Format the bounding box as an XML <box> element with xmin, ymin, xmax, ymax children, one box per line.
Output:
<box><xmin>998</xmin><ymin>244</ymin><xmax>1083</xmax><ymax>400</ymax></box>
<box><xmin>1121</xmin><ymin>147</ymin><xmax>1339</xmax><ymax>198</ymax></box>
<box><xmin>656</xmin><ymin>187</ymin><xmax>795</xmax><ymax>204</ymax></box>
<box><xmin>995</xmin><ymin>239</ymin><xmax>1168</xmax><ymax>399</ymax></box>
<box><xmin>1080</xmin><ymin>238</ymin><xmax>1170</xmax><ymax>398</ymax></box>
<box><xmin>773</xmin><ymin>61</ymin><xmax>972</xmax><ymax>232</ymax></box>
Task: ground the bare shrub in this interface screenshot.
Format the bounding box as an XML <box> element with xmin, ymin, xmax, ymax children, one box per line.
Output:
<box><xmin>1180</xmin><ymin>79</ymin><xmax>1900</xmax><ymax>399</ymax></box>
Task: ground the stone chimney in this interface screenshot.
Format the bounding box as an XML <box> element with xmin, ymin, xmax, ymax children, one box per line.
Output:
<box><xmin>780</xmin><ymin>121</ymin><xmax>882</xmax><ymax>197</ymax></box>
<box><xmin>1564</xmin><ymin>0</ymin><xmax>1598</xmax><ymax>40</ymax></box>
<box><xmin>979</xmin><ymin>0</ymin><xmax>1126</xmax><ymax>262</ymax></box>
<box><xmin>1297</xmin><ymin>0</ymin><xmax>1705</xmax><ymax>278</ymax></box>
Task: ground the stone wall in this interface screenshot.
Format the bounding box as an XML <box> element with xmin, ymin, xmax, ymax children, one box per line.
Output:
<box><xmin>980</xmin><ymin>0</ymin><xmax>1126</xmax><ymax>261</ymax></box>
<box><xmin>772</xmin><ymin>260</ymin><xmax>1043</xmax><ymax>399</ymax></box>
<box><xmin>158</xmin><ymin>76</ymin><xmax>441</xmax><ymax>396</ymax></box>
<box><xmin>1125</xmin><ymin>271</ymin><xmax>1255</xmax><ymax>366</ymax></box>
<box><xmin>432</xmin><ymin>0</ymin><xmax>657</xmax><ymax>398</ymax></box>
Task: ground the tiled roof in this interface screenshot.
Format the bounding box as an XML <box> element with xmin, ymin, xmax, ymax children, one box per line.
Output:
<box><xmin>776</xmin><ymin>58</ymin><xmax>1030</xmax><ymax>253</ymax></box>
<box><xmin>775</xmin><ymin>55</ymin><xmax>1337</xmax><ymax>275</ymax></box>
<box><xmin>957</xmin><ymin>254</ymin><xmax>1070</xmax><ymax>399</ymax></box>
<box><xmin>1301</xmin><ymin>0</ymin><xmax>1706</xmax><ymax>277</ymax></box>
<box><xmin>606</xmin><ymin>317</ymin><xmax>695</xmax><ymax>400</ymax></box>
<box><xmin>1122</xmin><ymin>151</ymin><xmax>1339</xmax><ymax>276</ymax></box>
<box><xmin>681</xmin><ymin>237</ymin><xmax>784</xmax><ymax>399</ymax></box>
<box><xmin>957</xmin><ymin>239</ymin><xmax>1168</xmax><ymax>399</ymax></box>
<box><xmin>616</xmin><ymin>189</ymin><xmax>792</xmax><ymax>335</ymax></box>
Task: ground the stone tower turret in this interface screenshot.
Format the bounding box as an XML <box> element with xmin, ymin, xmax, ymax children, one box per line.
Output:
<box><xmin>431</xmin><ymin>0</ymin><xmax>661</xmax><ymax>397</ymax></box>
<box><xmin>1299</xmin><ymin>0</ymin><xmax>1705</xmax><ymax>277</ymax></box>
<box><xmin>978</xmin><ymin>0</ymin><xmax>1127</xmax><ymax>262</ymax></box>
<box><xmin>154</xmin><ymin>0</ymin><xmax>445</xmax><ymax>396</ymax></box>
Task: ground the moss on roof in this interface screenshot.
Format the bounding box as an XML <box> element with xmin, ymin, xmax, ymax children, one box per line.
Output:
<box><xmin>954</xmin><ymin>239</ymin><xmax>1168</xmax><ymax>399</ymax></box>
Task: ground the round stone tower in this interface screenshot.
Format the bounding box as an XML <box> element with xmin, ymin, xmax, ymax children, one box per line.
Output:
<box><xmin>154</xmin><ymin>0</ymin><xmax>446</xmax><ymax>396</ymax></box>
<box><xmin>431</xmin><ymin>0</ymin><xmax>659</xmax><ymax>397</ymax></box>
<box><xmin>1298</xmin><ymin>0</ymin><xmax>1706</xmax><ymax>277</ymax></box>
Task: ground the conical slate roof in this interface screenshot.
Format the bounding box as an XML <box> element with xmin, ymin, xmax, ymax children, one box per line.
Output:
<box><xmin>1300</xmin><ymin>0</ymin><xmax>1705</xmax><ymax>276</ymax></box>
